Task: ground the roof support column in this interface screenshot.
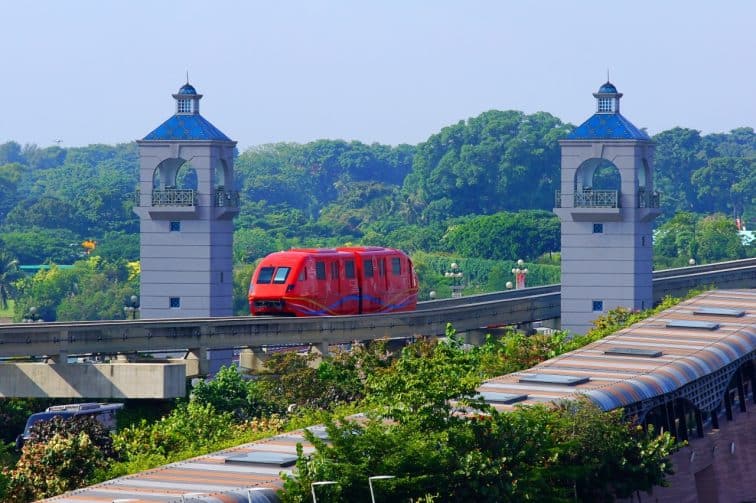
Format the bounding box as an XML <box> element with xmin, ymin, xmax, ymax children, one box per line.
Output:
<box><xmin>694</xmin><ymin>409</ymin><xmax>704</xmax><ymax>438</ymax></box>
<box><xmin>736</xmin><ymin>369</ymin><xmax>747</xmax><ymax>412</ymax></box>
<box><xmin>724</xmin><ymin>388</ymin><xmax>733</xmax><ymax>421</ymax></box>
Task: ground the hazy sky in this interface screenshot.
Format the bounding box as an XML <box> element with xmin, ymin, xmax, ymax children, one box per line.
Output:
<box><xmin>2</xmin><ymin>1</ymin><xmax>754</xmax><ymax>151</ymax></box>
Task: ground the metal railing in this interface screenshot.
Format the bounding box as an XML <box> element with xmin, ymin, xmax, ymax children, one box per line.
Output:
<box><xmin>152</xmin><ymin>189</ymin><xmax>197</xmax><ymax>207</ymax></box>
<box><xmin>214</xmin><ymin>189</ymin><xmax>240</xmax><ymax>207</ymax></box>
<box><xmin>638</xmin><ymin>188</ymin><xmax>661</xmax><ymax>208</ymax></box>
<box><xmin>574</xmin><ymin>189</ymin><xmax>619</xmax><ymax>208</ymax></box>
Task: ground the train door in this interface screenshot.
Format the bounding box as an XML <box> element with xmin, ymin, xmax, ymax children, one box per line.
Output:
<box><xmin>343</xmin><ymin>256</ymin><xmax>360</xmax><ymax>314</ymax></box>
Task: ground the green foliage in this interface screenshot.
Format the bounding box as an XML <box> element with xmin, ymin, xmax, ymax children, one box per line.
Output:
<box><xmin>442</xmin><ymin>210</ymin><xmax>560</xmax><ymax>261</ymax></box>
<box><xmin>0</xmin><ymin>227</ymin><xmax>81</xmax><ymax>265</ymax></box>
<box><xmin>282</xmin><ymin>399</ymin><xmax>679</xmax><ymax>502</ymax></box>
<box><xmin>26</xmin><ymin>415</ymin><xmax>116</xmax><ymax>460</ymax></box>
<box><xmin>411</xmin><ymin>251</ymin><xmax>559</xmax><ymax>299</ymax></box>
<box><xmin>402</xmin><ymin>110</ymin><xmax>571</xmax><ymax>223</ymax></box>
<box><xmin>112</xmin><ymin>401</ymin><xmax>235</xmax><ymax>462</ymax></box>
<box><xmin>191</xmin><ymin>366</ymin><xmax>280</xmax><ymax>420</ymax></box>
<box><xmin>365</xmin><ymin>331</ymin><xmax>484</xmax><ymax>430</ymax></box>
<box><xmin>12</xmin><ymin>257</ymin><xmax>138</xmax><ymax>321</ymax></box>
<box><xmin>654</xmin><ymin>212</ymin><xmax>746</xmax><ymax>268</ymax></box>
<box><xmin>0</xmin><ymin>251</ymin><xmax>21</xmax><ymax>310</ymax></box>
<box><xmin>3</xmin><ymin>414</ymin><xmax>119</xmax><ymax>502</ymax></box>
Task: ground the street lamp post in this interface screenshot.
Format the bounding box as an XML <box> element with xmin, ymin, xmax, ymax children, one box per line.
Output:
<box><xmin>445</xmin><ymin>262</ymin><xmax>464</xmax><ymax>298</ymax></box>
<box><xmin>368</xmin><ymin>475</ymin><xmax>395</xmax><ymax>503</ymax></box>
<box><xmin>511</xmin><ymin>259</ymin><xmax>528</xmax><ymax>289</ymax></box>
<box><xmin>311</xmin><ymin>481</ymin><xmax>337</xmax><ymax>502</ymax></box>
<box><xmin>123</xmin><ymin>295</ymin><xmax>139</xmax><ymax>320</ymax></box>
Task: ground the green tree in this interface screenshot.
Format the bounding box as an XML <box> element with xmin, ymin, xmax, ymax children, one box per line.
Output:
<box><xmin>4</xmin><ymin>415</ymin><xmax>118</xmax><ymax>502</ymax></box>
<box><xmin>653</xmin><ymin>127</ymin><xmax>706</xmax><ymax>214</ymax></box>
<box><xmin>402</xmin><ymin>110</ymin><xmax>571</xmax><ymax>223</ymax></box>
<box><xmin>692</xmin><ymin>157</ymin><xmax>755</xmax><ymax>221</ymax></box>
<box><xmin>442</xmin><ymin>210</ymin><xmax>560</xmax><ymax>261</ymax></box>
<box><xmin>0</xmin><ymin>251</ymin><xmax>20</xmax><ymax>310</ymax></box>
<box><xmin>696</xmin><ymin>213</ymin><xmax>746</xmax><ymax>262</ymax></box>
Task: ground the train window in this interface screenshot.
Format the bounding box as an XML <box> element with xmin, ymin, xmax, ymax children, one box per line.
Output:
<box><xmin>364</xmin><ymin>259</ymin><xmax>374</xmax><ymax>277</ymax></box>
<box><xmin>345</xmin><ymin>260</ymin><xmax>355</xmax><ymax>278</ymax></box>
<box><xmin>378</xmin><ymin>259</ymin><xmax>385</xmax><ymax>277</ymax></box>
<box><xmin>273</xmin><ymin>267</ymin><xmax>291</xmax><ymax>284</ymax></box>
<box><xmin>331</xmin><ymin>262</ymin><xmax>339</xmax><ymax>279</ymax></box>
<box><xmin>316</xmin><ymin>261</ymin><xmax>326</xmax><ymax>280</ymax></box>
<box><xmin>298</xmin><ymin>268</ymin><xmax>306</xmax><ymax>281</ymax></box>
<box><xmin>257</xmin><ymin>267</ymin><xmax>275</xmax><ymax>284</ymax></box>
<box><xmin>391</xmin><ymin>257</ymin><xmax>401</xmax><ymax>275</ymax></box>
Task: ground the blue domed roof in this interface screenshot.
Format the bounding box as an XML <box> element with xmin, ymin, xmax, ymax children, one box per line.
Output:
<box><xmin>178</xmin><ymin>83</ymin><xmax>197</xmax><ymax>95</ymax></box>
<box><xmin>597</xmin><ymin>81</ymin><xmax>618</xmax><ymax>94</ymax></box>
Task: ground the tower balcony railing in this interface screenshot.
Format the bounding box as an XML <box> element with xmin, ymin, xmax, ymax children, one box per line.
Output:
<box><xmin>214</xmin><ymin>188</ymin><xmax>240</xmax><ymax>207</ymax></box>
<box><xmin>638</xmin><ymin>188</ymin><xmax>661</xmax><ymax>208</ymax></box>
<box><xmin>574</xmin><ymin>189</ymin><xmax>619</xmax><ymax>208</ymax></box>
<box><xmin>554</xmin><ymin>189</ymin><xmax>620</xmax><ymax>208</ymax></box>
<box><xmin>151</xmin><ymin>188</ymin><xmax>197</xmax><ymax>207</ymax></box>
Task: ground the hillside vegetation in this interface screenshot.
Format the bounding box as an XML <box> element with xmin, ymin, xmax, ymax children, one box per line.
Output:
<box><xmin>0</xmin><ymin>113</ymin><xmax>753</xmax><ymax>320</ymax></box>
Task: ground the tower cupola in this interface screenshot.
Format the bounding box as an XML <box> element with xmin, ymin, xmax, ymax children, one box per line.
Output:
<box><xmin>593</xmin><ymin>81</ymin><xmax>622</xmax><ymax>113</ymax></box>
<box><xmin>173</xmin><ymin>82</ymin><xmax>202</xmax><ymax>114</ymax></box>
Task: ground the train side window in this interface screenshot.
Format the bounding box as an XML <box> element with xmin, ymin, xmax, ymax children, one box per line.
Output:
<box><xmin>273</xmin><ymin>267</ymin><xmax>291</xmax><ymax>284</ymax></box>
<box><xmin>391</xmin><ymin>257</ymin><xmax>401</xmax><ymax>275</ymax></box>
<box><xmin>378</xmin><ymin>259</ymin><xmax>385</xmax><ymax>277</ymax></box>
<box><xmin>257</xmin><ymin>267</ymin><xmax>275</xmax><ymax>284</ymax></box>
<box><xmin>364</xmin><ymin>259</ymin><xmax>374</xmax><ymax>278</ymax></box>
<box><xmin>331</xmin><ymin>262</ymin><xmax>339</xmax><ymax>279</ymax></box>
<box><xmin>298</xmin><ymin>268</ymin><xmax>306</xmax><ymax>281</ymax></box>
<box><xmin>345</xmin><ymin>260</ymin><xmax>356</xmax><ymax>278</ymax></box>
<box><xmin>316</xmin><ymin>261</ymin><xmax>326</xmax><ymax>280</ymax></box>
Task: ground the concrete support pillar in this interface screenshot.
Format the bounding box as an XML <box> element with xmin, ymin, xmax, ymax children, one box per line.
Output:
<box><xmin>185</xmin><ymin>347</ymin><xmax>209</xmax><ymax>377</ymax></box>
<box><xmin>45</xmin><ymin>350</ymin><xmax>69</xmax><ymax>365</ymax></box>
<box><xmin>309</xmin><ymin>341</ymin><xmax>329</xmax><ymax>366</ymax></box>
<box><xmin>711</xmin><ymin>408</ymin><xmax>720</xmax><ymax>430</ymax></box>
<box><xmin>238</xmin><ymin>347</ymin><xmax>268</xmax><ymax>373</ymax></box>
<box><xmin>463</xmin><ymin>329</ymin><xmax>487</xmax><ymax>346</ymax></box>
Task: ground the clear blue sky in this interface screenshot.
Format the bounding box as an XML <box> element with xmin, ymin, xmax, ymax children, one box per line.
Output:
<box><xmin>2</xmin><ymin>0</ymin><xmax>754</xmax><ymax>151</ymax></box>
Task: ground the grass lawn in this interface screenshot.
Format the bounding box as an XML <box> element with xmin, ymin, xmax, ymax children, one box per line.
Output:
<box><xmin>0</xmin><ymin>299</ymin><xmax>14</xmax><ymax>322</ymax></box>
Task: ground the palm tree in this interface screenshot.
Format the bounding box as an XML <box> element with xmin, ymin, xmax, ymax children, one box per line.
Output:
<box><xmin>0</xmin><ymin>251</ymin><xmax>20</xmax><ymax>310</ymax></box>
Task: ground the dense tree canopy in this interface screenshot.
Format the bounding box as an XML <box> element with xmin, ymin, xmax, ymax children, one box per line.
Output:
<box><xmin>402</xmin><ymin>110</ymin><xmax>572</xmax><ymax>223</ymax></box>
<box><xmin>0</xmin><ymin>114</ymin><xmax>752</xmax><ymax>320</ymax></box>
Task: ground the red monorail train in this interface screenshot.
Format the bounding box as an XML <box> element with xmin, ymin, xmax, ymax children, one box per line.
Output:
<box><xmin>248</xmin><ymin>246</ymin><xmax>419</xmax><ymax>316</ymax></box>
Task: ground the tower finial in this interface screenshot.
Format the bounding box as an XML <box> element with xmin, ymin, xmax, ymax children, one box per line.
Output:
<box><xmin>607</xmin><ymin>68</ymin><xmax>610</xmax><ymax>83</ymax></box>
<box><xmin>186</xmin><ymin>70</ymin><xmax>189</xmax><ymax>85</ymax></box>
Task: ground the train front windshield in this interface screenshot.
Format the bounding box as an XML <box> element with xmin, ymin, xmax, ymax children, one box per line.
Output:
<box><xmin>256</xmin><ymin>266</ymin><xmax>292</xmax><ymax>285</ymax></box>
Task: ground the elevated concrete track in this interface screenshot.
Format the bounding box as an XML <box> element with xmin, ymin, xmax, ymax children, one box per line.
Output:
<box><xmin>0</xmin><ymin>258</ymin><xmax>754</xmax><ymax>398</ymax></box>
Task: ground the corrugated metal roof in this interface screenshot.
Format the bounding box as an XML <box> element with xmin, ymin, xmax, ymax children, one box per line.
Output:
<box><xmin>480</xmin><ymin>289</ymin><xmax>755</xmax><ymax>413</ymax></box>
<box><xmin>44</xmin><ymin>289</ymin><xmax>755</xmax><ymax>502</ymax></box>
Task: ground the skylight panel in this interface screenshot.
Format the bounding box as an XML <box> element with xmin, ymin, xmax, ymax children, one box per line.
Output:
<box><xmin>518</xmin><ymin>374</ymin><xmax>590</xmax><ymax>386</ymax></box>
<box><xmin>477</xmin><ymin>392</ymin><xmax>528</xmax><ymax>404</ymax></box>
<box><xmin>665</xmin><ymin>320</ymin><xmax>720</xmax><ymax>330</ymax></box>
<box><xmin>225</xmin><ymin>452</ymin><xmax>298</xmax><ymax>467</ymax></box>
<box><xmin>604</xmin><ymin>347</ymin><xmax>663</xmax><ymax>358</ymax></box>
<box><xmin>693</xmin><ymin>307</ymin><xmax>745</xmax><ymax>317</ymax></box>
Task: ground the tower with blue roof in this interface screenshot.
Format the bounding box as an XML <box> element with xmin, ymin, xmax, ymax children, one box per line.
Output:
<box><xmin>554</xmin><ymin>82</ymin><xmax>661</xmax><ymax>334</ymax></box>
<box><xmin>134</xmin><ymin>82</ymin><xmax>239</xmax><ymax>318</ymax></box>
